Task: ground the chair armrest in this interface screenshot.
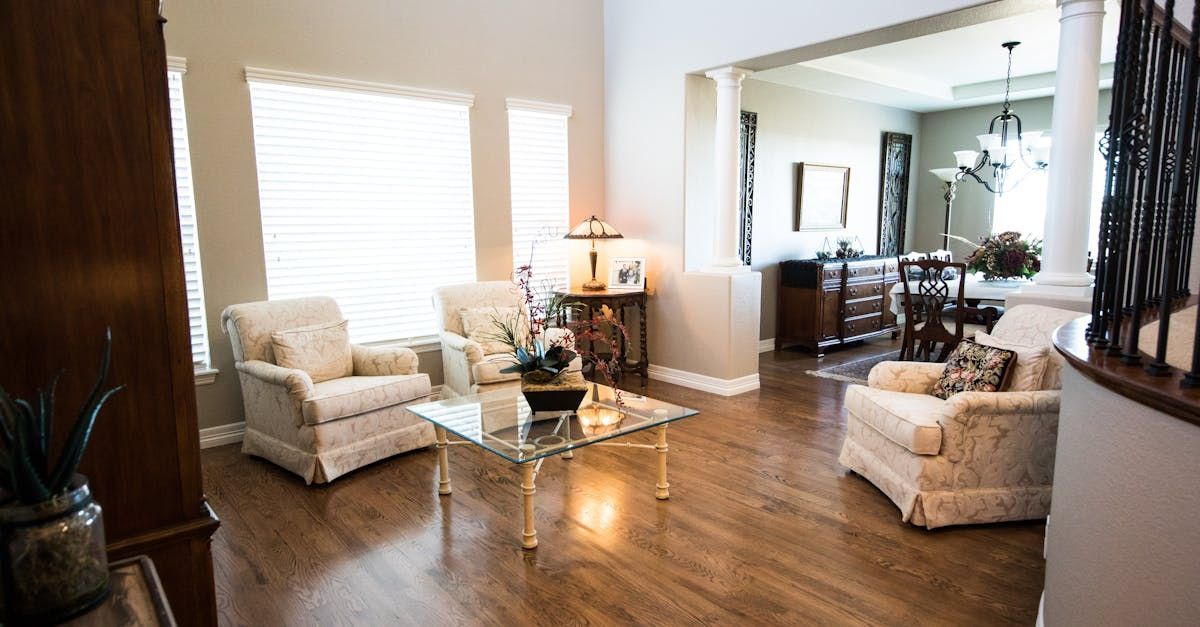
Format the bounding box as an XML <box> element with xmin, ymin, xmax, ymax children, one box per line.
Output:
<box><xmin>439</xmin><ymin>331</ymin><xmax>484</xmax><ymax>363</ymax></box>
<box><xmin>937</xmin><ymin>390</ymin><xmax>1061</xmax><ymax>468</ymax></box>
<box><xmin>352</xmin><ymin>344</ymin><xmax>418</xmax><ymax>376</ymax></box>
<box><xmin>235</xmin><ymin>360</ymin><xmax>314</xmax><ymax>399</ymax></box>
<box><xmin>942</xmin><ymin>390</ymin><xmax>1061</xmax><ymax>417</ymax></box>
<box><xmin>867</xmin><ymin>361</ymin><xmax>945</xmax><ymax>394</ymax></box>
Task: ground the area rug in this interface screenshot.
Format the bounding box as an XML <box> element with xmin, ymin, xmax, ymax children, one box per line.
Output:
<box><xmin>805</xmin><ymin>351</ymin><xmax>901</xmax><ymax>384</ymax></box>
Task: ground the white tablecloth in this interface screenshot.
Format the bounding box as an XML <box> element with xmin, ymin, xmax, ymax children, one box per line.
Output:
<box><xmin>888</xmin><ymin>275</ymin><xmax>1026</xmax><ymax>316</ymax></box>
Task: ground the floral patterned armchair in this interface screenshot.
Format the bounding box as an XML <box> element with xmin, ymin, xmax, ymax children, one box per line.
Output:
<box><xmin>222</xmin><ymin>297</ymin><xmax>434</xmax><ymax>484</ymax></box>
<box><xmin>838</xmin><ymin>305</ymin><xmax>1084</xmax><ymax>528</ymax></box>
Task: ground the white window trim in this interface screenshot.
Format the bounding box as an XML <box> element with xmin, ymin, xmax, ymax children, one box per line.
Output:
<box><xmin>505</xmin><ymin>98</ymin><xmax>572</xmax><ymax>117</ymax></box>
<box><xmin>244</xmin><ymin>67</ymin><xmax>475</xmax><ymax>107</ymax></box>
<box><xmin>167</xmin><ymin>57</ymin><xmax>219</xmax><ymax>386</ymax></box>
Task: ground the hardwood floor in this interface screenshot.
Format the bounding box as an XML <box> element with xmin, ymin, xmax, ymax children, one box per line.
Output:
<box><xmin>202</xmin><ymin>338</ymin><xmax>1046</xmax><ymax>626</ymax></box>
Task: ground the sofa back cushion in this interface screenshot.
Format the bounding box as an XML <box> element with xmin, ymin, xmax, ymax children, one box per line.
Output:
<box><xmin>975</xmin><ymin>331</ymin><xmax>1050</xmax><ymax>392</ymax></box>
<box><xmin>988</xmin><ymin>305</ymin><xmax>1085</xmax><ymax>390</ymax></box>
<box><xmin>432</xmin><ymin>281</ymin><xmax>526</xmax><ymax>336</ymax></box>
<box><xmin>460</xmin><ymin>306</ymin><xmax>526</xmax><ymax>355</ymax></box>
<box><xmin>271</xmin><ymin>319</ymin><xmax>353</xmax><ymax>383</ymax></box>
<box><xmin>221</xmin><ymin>296</ymin><xmax>344</xmax><ymax>363</ymax></box>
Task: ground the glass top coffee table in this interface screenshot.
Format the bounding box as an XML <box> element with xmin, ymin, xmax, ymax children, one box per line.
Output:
<box><xmin>407</xmin><ymin>383</ymin><xmax>698</xmax><ymax>549</ymax></box>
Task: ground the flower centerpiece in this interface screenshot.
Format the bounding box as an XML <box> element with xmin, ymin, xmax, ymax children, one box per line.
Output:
<box><xmin>956</xmin><ymin>231</ymin><xmax>1042</xmax><ymax>280</ymax></box>
<box><xmin>0</xmin><ymin>330</ymin><xmax>123</xmax><ymax>624</ymax></box>
<box><xmin>486</xmin><ymin>264</ymin><xmax>631</xmax><ymax>413</ymax></box>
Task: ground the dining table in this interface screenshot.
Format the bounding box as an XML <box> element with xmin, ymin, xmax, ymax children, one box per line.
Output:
<box><xmin>888</xmin><ymin>274</ymin><xmax>1027</xmax><ymax>316</ymax></box>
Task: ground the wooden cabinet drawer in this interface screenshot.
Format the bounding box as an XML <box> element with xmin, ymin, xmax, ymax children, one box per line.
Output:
<box><xmin>823</xmin><ymin>267</ymin><xmax>843</xmax><ymax>282</ymax></box>
<box><xmin>844</xmin><ymin>298</ymin><xmax>883</xmax><ymax>318</ymax></box>
<box><xmin>846</xmin><ymin>264</ymin><xmax>884</xmax><ymax>280</ymax></box>
<box><xmin>843</xmin><ymin>315</ymin><xmax>882</xmax><ymax>338</ymax></box>
<box><xmin>845</xmin><ymin>281</ymin><xmax>884</xmax><ymax>300</ymax></box>
<box><xmin>884</xmin><ymin>260</ymin><xmax>899</xmax><ymax>274</ymax></box>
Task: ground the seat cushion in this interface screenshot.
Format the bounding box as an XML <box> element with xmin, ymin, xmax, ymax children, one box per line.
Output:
<box><xmin>845</xmin><ymin>385</ymin><xmax>944</xmax><ymax>455</ymax></box>
<box><xmin>301</xmin><ymin>374</ymin><xmax>431</xmax><ymax>425</ymax></box>
<box><xmin>271</xmin><ymin>319</ymin><xmax>353</xmax><ymax>383</ymax></box>
<box><xmin>471</xmin><ymin>353</ymin><xmax>522</xmax><ymax>385</ymax></box>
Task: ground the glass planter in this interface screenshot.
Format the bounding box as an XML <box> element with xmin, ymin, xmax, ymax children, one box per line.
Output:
<box><xmin>0</xmin><ymin>475</ymin><xmax>109</xmax><ymax>624</ymax></box>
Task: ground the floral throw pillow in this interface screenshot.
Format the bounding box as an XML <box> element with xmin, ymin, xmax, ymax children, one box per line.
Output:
<box><xmin>931</xmin><ymin>339</ymin><xmax>1017</xmax><ymax>400</ymax></box>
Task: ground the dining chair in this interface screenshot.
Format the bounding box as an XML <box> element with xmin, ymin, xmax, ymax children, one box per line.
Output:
<box><xmin>928</xmin><ymin>249</ymin><xmax>953</xmax><ymax>262</ymax></box>
<box><xmin>898</xmin><ymin>259</ymin><xmax>968</xmax><ymax>362</ymax></box>
<box><xmin>899</xmin><ymin>251</ymin><xmax>929</xmax><ymax>263</ymax></box>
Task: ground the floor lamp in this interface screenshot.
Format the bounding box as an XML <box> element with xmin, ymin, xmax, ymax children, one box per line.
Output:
<box><xmin>930</xmin><ymin>168</ymin><xmax>959</xmax><ymax>250</ymax></box>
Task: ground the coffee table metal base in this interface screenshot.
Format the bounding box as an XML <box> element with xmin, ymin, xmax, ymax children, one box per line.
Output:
<box><xmin>433</xmin><ymin>423</ymin><xmax>671</xmax><ymax>549</ymax></box>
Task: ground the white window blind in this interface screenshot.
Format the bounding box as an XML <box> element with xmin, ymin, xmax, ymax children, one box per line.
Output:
<box><xmin>167</xmin><ymin>63</ymin><xmax>212</xmax><ymax>369</ymax></box>
<box><xmin>246</xmin><ymin>70</ymin><xmax>478</xmax><ymax>344</ymax></box>
<box><xmin>507</xmin><ymin>101</ymin><xmax>571</xmax><ymax>295</ymax></box>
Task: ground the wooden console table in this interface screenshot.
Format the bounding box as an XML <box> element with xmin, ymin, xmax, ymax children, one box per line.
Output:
<box><xmin>776</xmin><ymin>256</ymin><xmax>900</xmax><ymax>356</ymax></box>
<box><xmin>554</xmin><ymin>288</ymin><xmax>648</xmax><ymax>386</ymax></box>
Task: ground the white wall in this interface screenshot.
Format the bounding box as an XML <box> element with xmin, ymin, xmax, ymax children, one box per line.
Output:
<box><xmin>735</xmin><ymin>79</ymin><xmax>921</xmax><ymax>340</ymax></box>
<box><xmin>164</xmin><ymin>0</ymin><xmax>605</xmax><ymax>430</ymax></box>
<box><xmin>603</xmin><ymin>0</ymin><xmax>990</xmax><ymax>374</ymax></box>
<box><xmin>1044</xmin><ymin>366</ymin><xmax>1200</xmax><ymax>625</ymax></box>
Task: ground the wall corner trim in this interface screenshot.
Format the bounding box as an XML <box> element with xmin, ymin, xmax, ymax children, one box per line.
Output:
<box><xmin>647</xmin><ymin>365</ymin><xmax>760</xmax><ymax>396</ymax></box>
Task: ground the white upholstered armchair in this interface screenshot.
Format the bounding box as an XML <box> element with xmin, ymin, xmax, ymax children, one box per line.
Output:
<box><xmin>838</xmin><ymin>304</ymin><xmax>1084</xmax><ymax>528</ymax></box>
<box><xmin>222</xmin><ymin>297</ymin><xmax>434</xmax><ymax>484</ymax></box>
<box><xmin>433</xmin><ymin>281</ymin><xmax>580</xmax><ymax>397</ymax></box>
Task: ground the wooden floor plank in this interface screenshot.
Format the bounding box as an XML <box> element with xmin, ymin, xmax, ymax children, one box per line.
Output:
<box><xmin>202</xmin><ymin>338</ymin><xmax>1046</xmax><ymax>626</ymax></box>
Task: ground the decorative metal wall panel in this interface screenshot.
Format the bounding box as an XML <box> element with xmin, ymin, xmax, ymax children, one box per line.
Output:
<box><xmin>878</xmin><ymin>132</ymin><xmax>912</xmax><ymax>256</ymax></box>
<box><xmin>738</xmin><ymin>110</ymin><xmax>757</xmax><ymax>266</ymax></box>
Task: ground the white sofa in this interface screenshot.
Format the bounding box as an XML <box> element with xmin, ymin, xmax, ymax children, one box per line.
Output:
<box><xmin>838</xmin><ymin>304</ymin><xmax>1084</xmax><ymax>528</ymax></box>
<box><xmin>222</xmin><ymin>296</ymin><xmax>433</xmax><ymax>484</ymax></box>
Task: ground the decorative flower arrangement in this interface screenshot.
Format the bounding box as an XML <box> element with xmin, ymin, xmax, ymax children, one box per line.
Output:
<box><xmin>958</xmin><ymin>231</ymin><xmax>1042</xmax><ymax>280</ymax></box>
<box><xmin>486</xmin><ymin>263</ymin><xmax>630</xmax><ymax>390</ymax></box>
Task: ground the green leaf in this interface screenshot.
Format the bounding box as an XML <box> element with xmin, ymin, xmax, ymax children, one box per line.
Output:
<box><xmin>12</xmin><ymin>405</ymin><xmax>50</xmax><ymax>502</ymax></box>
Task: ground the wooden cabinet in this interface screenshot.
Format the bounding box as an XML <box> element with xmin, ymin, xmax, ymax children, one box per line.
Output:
<box><xmin>776</xmin><ymin>256</ymin><xmax>900</xmax><ymax>356</ymax></box>
<box><xmin>0</xmin><ymin>2</ymin><xmax>218</xmax><ymax>624</ymax></box>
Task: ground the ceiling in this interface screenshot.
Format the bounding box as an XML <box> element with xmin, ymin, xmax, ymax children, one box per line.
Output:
<box><xmin>753</xmin><ymin>1</ymin><xmax>1123</xmax><ymax>113</ymax></box>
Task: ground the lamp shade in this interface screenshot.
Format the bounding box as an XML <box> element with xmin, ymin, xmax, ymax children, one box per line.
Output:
<box><xmin>564</xmin><ymin>215</ymin><xmax>623</xmax><ymax>240</ymax></box>
<box><xmin>953</xmin><ymin>150</ymin><xmax>979</xmax><ymax>169</ymax></box>
<box><xmin>930</xmin><ymin>168</ymin><xmax>960</xmax><ymax>183</ymax></box>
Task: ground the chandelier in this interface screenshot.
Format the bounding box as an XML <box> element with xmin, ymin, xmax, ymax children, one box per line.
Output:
<box><xmin>933</xmin><ymin>41</ymin><xmax>1052</xmax><ymax>196</ymax></box>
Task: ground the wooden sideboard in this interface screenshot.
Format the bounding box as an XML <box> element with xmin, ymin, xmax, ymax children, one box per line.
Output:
<box><xmin>776</xmin><ymin>256</ymin><xmax>900</xmax><ymax>356</ymax></box>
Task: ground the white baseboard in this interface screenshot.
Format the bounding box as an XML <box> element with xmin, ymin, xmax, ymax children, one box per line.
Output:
<box><xmin>647</xmin><ymin>364</ymin><xmax>760</xmax><ymax>396</ymax></box>
<box><xmin>199</xmin><ymin>421</ymin><xmax>245</xmax><ymax>449</ymax></box>
<box><xmin>759</xmin><ymin>338</ymin><xmax>775</xmax><ymax>353</ymax></box>
<box><xmin>197</xmin><ymin>384</ymin><xmax>445</xmax><ymax>450</ymax></box>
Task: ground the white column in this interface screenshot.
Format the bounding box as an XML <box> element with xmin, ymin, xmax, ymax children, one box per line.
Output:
<box><xmin>1008</xmin><ymin>0</ymin><xmax>1105</xmax><ymax>311</ymax></box>
<box><xmin>705</xmin><ymin>66</ymin><xmax>752</xmax><ymax>271</ymax></box>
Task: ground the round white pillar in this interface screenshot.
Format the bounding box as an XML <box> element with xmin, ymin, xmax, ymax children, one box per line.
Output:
<box><xmin>705</xmin><ymin>66</ymin><xmax>752</xmax><ymax>271</ymax></box>
<box><xmin>1035</xmin><ymin>0</ymin><xmax>1106</xmax><ymax>289</ymax></box>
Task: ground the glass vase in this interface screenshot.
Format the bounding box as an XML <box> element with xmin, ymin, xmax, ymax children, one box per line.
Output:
<box><xmin>0</xmin><ymin>475</ymin><xmax>109</xmax><ymax>624</ymax></box>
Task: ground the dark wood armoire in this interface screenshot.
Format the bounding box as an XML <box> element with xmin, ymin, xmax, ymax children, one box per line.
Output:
<box><xmin>0</xmin><ymin>1</ymin><xmax>219</xmax><ymax>624</ymax></box>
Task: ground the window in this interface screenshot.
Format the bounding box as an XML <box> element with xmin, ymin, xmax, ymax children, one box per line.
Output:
<box><xmin>507</xmin><ymin>100</ymin><xmax>572</xmax><ymax>295</ymax></box>
<box><xmin>991</xmin><ymin>131</ymin><xmax>1107</xmax><ymax>256</ymax></box>
<box><xmin>246</xmin><ymin>69</ymin><xmax>478</xmax><ymax>344</ymax></box>
<box><xmin>167</xmin><ymin>58</ymin><xmax>213</xmax><ymax>375</ymax></box>
<box><xmin>991</xmin><ymin>160</ymin><xmax>1049</xmax><ymax>239</ymax></box>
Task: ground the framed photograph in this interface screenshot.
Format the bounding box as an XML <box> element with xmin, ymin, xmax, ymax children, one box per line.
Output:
<box><xmin>608</xmin><ymin>257</ymin><xmax>646</xmax><ymax>290</ymax></box>
<box><xmin>794</xmin><ymin>163</ymin><xmax>850</xmax><ymax>231</ymax></box>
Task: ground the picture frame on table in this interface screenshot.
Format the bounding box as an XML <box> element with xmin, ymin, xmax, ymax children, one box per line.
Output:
<box><xmin>794</xmin><ymin>162</ymin><xmax>850</xmax><ymax>231</ymax></box>
<box><xmin>608</xmin><ymin>257</ymin><xmax>646</xmax><ymax>290</ymax></box>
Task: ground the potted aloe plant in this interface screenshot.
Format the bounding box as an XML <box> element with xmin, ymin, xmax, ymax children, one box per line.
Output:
<box><xmin>0</xmin><ymin>330</ymin><xmax>122</xmax><ymax>624</ymax></box>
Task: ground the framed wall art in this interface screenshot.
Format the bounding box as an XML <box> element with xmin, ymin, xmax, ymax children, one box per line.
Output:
<box><xmin>794</xmin><ymin>163</ymin><xmax>849</xmax><ymax>231</ymax></box>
